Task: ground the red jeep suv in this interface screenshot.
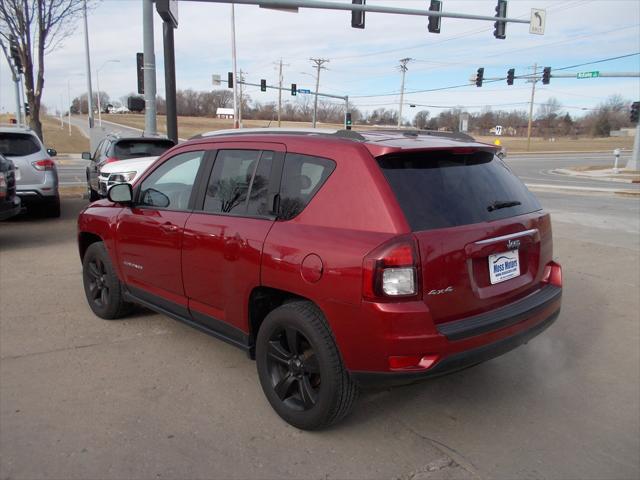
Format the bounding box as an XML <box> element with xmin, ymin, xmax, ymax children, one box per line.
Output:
<box><xmin>77</xmin><ymin>129</ymin><xmax>562</xmax><ymax>430</ymax></box>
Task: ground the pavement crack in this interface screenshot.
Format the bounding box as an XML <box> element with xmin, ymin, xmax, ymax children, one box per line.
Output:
<box><xmin>390</xmin><ymin>412</ymin><xmax>481</xmax><ymax>479</ymax></box>
<box><xmin>0</xmin><ymin>331</ymin><xmax>171</xmax><ymax>361</ymax></box>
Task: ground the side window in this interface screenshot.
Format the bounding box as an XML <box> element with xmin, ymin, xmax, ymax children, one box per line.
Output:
<box><xmin>279</xmin><ymin>153</ymin><xmax>335</xmax><ymax>221</ymax></box>
<box><xmin>138</xmin><ymin>150</ymin><xmax>204</xmax><ymax>211</ymax></box>
<box><xmin>204</xmin><ymin>149</ymin><xmax>274</xmax><ymax>216</ymax></box>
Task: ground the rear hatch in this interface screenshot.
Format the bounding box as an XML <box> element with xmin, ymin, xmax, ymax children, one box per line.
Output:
<box><xmin>0</xmin><ymin>131</ymin><xmax>47</xmax><ymax>186</ymax></box>
<box><xmin>377</xmin><ymin>148</ymin><xmax>551</xmax><ymax>325</ymax></box>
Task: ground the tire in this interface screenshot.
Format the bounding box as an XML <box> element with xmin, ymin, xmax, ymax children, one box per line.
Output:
<box><xmin>43</xmin><ymin>196</ymin><xmax>61</xmax><ymax>218</ymax></box>
<box><xmin>82</xmin><ymin>242</ymin><xmax>132</xmax><ymax>320</ymax></box>
<box><xmin>88</xmin><ymin>185</ymin><xmax>100</xmax><ymax>202</ymax></box>
<box><xmin>256</xmin><ymin>301</ymin><xmax>358</xmax><ymax>430</ymax></box>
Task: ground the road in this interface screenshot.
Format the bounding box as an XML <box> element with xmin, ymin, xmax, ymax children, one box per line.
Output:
<box><xmin>507</xmin><ymin>151</ymin><xmax>639</xmax><ymax>192</ymax></box>
<box><xmin>1</xmin><ymin>175</ymin><xmax>638</xmax><ymax>479</ymax></box>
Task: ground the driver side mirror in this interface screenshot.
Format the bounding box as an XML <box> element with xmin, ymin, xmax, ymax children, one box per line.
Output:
<box><xmin>81</xmin><ymin>152</ymin><xmax>92</xmax><ymax>160</ymax></box>
<box><xmin>107</xmin><ymin>183</ymin><xmax>133</xmax><ymax>204</ymax></box>
<box><xmin>47</xmin><ymin>148</ymin><xmax>57</xmax><ymax>157</ymax></box>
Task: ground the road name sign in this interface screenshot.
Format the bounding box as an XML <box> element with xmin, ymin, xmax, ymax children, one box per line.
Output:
<box><xmin>297</xmin><ymin>89</ymin><xmax>311</xmax><ymax>94</ymax></box>
<box><xmin>577</xmin><ymin>71</ymin><xmax>600</xmax><ymax>79</ymax></box>
<box><xmin>529</xmin><ymin>8</ymin><xmax>545</xmax><ymax>35</ymax></box>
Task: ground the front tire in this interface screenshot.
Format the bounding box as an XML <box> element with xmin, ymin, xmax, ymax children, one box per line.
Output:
<box><xmin>256</xmin><ymin>301</ymin><xmax>358</xmax><ymax>430</ymax></box>
<box><xmin>82</xmin><ymin>242</ymin><xmax>132</xmax><ymax>319</ymax></box>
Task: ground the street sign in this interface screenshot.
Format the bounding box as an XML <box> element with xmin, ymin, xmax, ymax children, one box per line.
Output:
<box><xmin>297</xmin><ymin>89</ymin><xmax>311</xmax><ymax>94</ymax></box>
<box><xmin>495</xmin><ymin>125</ymin><xmax>503</xmax><ymax>136</ymax></box>
<box><xmin>577</xmin><ymin>71</ymin><xmax>600</xmax><ymax>79</ymax></box>
<box><xmin>529</xmin><ymin>8</ymin><xmax>545</xmax><ymax>35</ymax></box>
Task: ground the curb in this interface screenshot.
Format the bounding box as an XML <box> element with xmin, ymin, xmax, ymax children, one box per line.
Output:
<box><xmin>525</xmin><ymin>183</ymin><xmax>640</xmax><ymax>197</ymax></box>
<box><xmin>551</xmin><ymin>168</ymin><xmax>640</xmax><ymax>184</ymax></box>
<box><xmin>507</xmin><ymin>149</ymin><xmax>632</xmax><ymax>156</ymax></box>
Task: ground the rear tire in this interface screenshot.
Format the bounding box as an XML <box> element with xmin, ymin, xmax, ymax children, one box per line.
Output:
<box><xmin>256</xmin><ymin>301</ymin><xmax>358</xmax><ymax>430</ymax></box>
<box><xmin>43</xmin><ymin>196</ymin><xmax>61</xmax><ymax>218</ymax></box>
<box><xmin>82</xmin><ymin>242</ymin><xmax>132</xmax><ymax>319</ymax></box>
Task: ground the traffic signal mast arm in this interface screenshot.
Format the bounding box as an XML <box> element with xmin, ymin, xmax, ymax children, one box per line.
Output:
<box><xmin>188</xmin><ymin>0</ymin><xmax>531</xmax><ymax>26</ymax></box>
<box><xmin>237</xmin><ymin>79</ymin><xmax>348</xmax><ymax>101</ymax></box>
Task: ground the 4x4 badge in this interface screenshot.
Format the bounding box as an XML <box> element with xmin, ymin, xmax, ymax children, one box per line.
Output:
<box><xmin>507</xmin><ymin>239</ymin><xmax>521</xmax><ymax>250</ymax></box>
<box><xmin>428</xmin><ymin>286</ymin><xmax>454</xmax><ymax>295</ymax></box>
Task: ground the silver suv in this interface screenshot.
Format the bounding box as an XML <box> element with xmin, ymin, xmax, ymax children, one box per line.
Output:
<box><xmin>0</xmin><ymin>126</ymin><xmax>60</xmax><ymax>217</ymax></box>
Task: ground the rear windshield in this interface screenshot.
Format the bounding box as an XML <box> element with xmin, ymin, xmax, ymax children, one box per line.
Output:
<box><xmin>113</xmin><ymin>139</ymin><xmax>175</xmax><ymax>160</ymax></box>
<box><xmin>0</xmin><ymin>132</ymin><xmax>40</xmax><ymax>157</ymax></box>
<box><xmin>377</xmin><ymin>150</ymin><xmax>542</xmax><ymax>231</ymax></box>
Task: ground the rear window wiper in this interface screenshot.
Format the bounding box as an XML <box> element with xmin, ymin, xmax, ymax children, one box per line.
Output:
<box><xmin>487</xmin><ymin>200</ymin><xmax>521</xmax><ymax>212</ymax></box>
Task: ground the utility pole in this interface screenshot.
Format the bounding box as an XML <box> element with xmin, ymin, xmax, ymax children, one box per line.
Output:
<box><xmin>230</xmin><ymin>3</ymin><xmax>240</xmax><ymax>128</ymax></box>
<box><xmin>397</xmin><ymin>58</ymin><xmax>412</xmax><ymax>129</ymax></box>
<box><xmin>275</xmin><ymin>58</ymin><xmax>289</xmax><ymax>127</ymax></box>
<box><xmin>526</xmin><ymin>63</ymin><xmax>538</xmax><ymax>152</ymax></box>
<box><xmin>82</xmin><ymin>0</ymin><xmax>94</xmax><ymax>130</ymax></box>
<box><xmin>310</xmin><ymin>58</ymin><xmax>329</xmax><ymax>128</ymax></box>
<box><xmin>238</xmin><ymin>69</ymin><xmax>245</xmax><ymax>127</ymax></box>
<box><xmin>142</xmin><ymin>0</ymin><xmax>157</xmax><ymax>136</ymax></box>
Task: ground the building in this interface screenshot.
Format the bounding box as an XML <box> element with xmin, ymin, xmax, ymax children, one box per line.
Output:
<box><xmin>216</xmin><ymin>108</ymin><xmax>235</xmax><ymax>119</ymax></box>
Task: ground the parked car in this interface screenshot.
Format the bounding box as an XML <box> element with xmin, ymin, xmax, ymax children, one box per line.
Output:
<box><xmin>0</xmin><ymin>153</ymin><xmax>21</xmax><ymax>221</ymax></box>
<box><xmin>97</xmin><ymin>156</ymin><xmax>158</xmax><ymax>197</ymax></box>
<box><xmin>77</xmin><ymin>128</ymin><xmax>562</xmax><ymax>430</ymax></box>
<box><xmin>0</xmin><ymin>126</ymin><xmax>59</xmax><ymax>217</ymax></box>
<box><xmin>83</xmin><ymin>134</ymin><xmax>175</xmax><ymax>201</ymax></box>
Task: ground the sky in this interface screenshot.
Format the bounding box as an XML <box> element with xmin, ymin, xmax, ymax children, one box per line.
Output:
<box><xmin>1</xmin><ymin>0</ymin><xmax>639</xmax><ymax>121</ymax></box>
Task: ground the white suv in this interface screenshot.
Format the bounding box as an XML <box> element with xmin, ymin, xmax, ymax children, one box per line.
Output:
<box><xmin>98</xmin><ymin>156</ymin><xmax>158</xmax><ymax>197</ymax></box>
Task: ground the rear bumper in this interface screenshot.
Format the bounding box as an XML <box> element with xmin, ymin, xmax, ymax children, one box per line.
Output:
<box><xmin>0</xmin><ymin>197</ymin><xmax>21</xmax><ymax>221</ymax></box>
<box><xmin>349</xmin><ymin>285</ymin><xmax>562</xmax><ymax>388</ymax></box>
<box><xmin>17</xmin><ymin>190</ymin><xmax>59</xmax><ymax>205</ymax></box>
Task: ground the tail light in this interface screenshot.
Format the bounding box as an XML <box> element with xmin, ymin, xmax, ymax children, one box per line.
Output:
<box><xmin>363</xmin><ymin>235</ymin><xmax>421</xmax><ymax>301</ymax></box>
<box><xmin>0</xmin><ymin>172</ymin><xmax>6</xmax><ymax>199</ymax></box>
<box><xmin>542</xmin><ymin>261</ymin><xmax>562</xmax><ymax>288</ymax></box>
<box><xmin>32</xmin><ymin>159</ymin><xmax>56</xmax><ymax>171</ymax></box>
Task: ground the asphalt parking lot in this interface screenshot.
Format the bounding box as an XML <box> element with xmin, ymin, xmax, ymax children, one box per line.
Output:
<box><xmin>1</xmin><ymin>195</ymin><xmax>639</xmax><ymax>480</ymax></box>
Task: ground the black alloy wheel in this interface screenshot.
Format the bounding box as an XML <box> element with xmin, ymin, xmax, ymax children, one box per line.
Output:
<box><xmin>266</xmin><ymin>326</ymin><xmax>321</xmax><ymax>411</ymax></box>
<box><xmin>86</xmin><ymin>255</ymin><xmax>110</xmax><ymax>309</ymax></box>
<box><xmin>82</xmin><ymin>242</ymin><xmax>131</xmax><ymax>319</ymax></box>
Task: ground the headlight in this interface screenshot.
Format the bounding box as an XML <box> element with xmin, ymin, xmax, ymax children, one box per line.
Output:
<box><xmin>108</xmin><ymin>171</ymin><xmax>136</xmax><ymax>184</ymax></box>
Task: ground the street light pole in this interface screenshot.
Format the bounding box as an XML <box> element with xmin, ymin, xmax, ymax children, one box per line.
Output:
<box><xmin>526</xmin><ymin>63</ymin><xmax>538</xmax><ymax>152</ymax></box>
<box><xmin>96</xmin><ymin>59</ymin><xmax>120</xmax><ymax>127</ymax></box>
<box><xmin>67</xmin><ymin>79</ymin><xmax>72</xmax><ymax>136</ymax></box>
<box><xmin>231</xmin><ymin>3</ymin><xmax>240</xmax><ymax>128</ymax></box>
<box><xmin>82</xmin><ymin>0</ymin><xmax>95</xmax><ymax>129</ymax></box>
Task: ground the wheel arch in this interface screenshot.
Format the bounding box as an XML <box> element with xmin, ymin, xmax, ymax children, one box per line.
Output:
<box><xmin>78</xmin><ymin>231</ymin><xmax>103</xmax><ymax>261</ymax></box>
<box><xmin>247</xmin><ymin>286</ymin><xmax>324</xmax><ymax>358</ymax></box>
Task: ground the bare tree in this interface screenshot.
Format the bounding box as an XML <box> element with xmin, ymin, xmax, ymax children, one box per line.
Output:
<box><xmin>0</xmin><ymin>0</ymin><xmax>85</xmax><ymax>139</ymax></box>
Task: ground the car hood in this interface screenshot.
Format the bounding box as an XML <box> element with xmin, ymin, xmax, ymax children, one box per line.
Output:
<box><xmin>100</xmin><ymin>156</ymin><xmax>158</xmax><ymax>174</ymax></box>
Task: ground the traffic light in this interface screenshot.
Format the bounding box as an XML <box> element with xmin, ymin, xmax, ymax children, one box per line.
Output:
<box><xmin>631</xmin><ymin>102</ymin><xmax>640</xmax><ymax>123</ymax></box>
<box><xmin>351</xmin><ymin>0</ymin><xmax>365</xmax><ymax>29</ymax></box>
<box><xmin>345</xmin><ymin>112</ymin><xmax>352</xmax><ymax>130</ymax></box>
<box><xmin>24</xmin><ymin>102</ymin><xmax>30</xmax><ymax>116</ymax></box>
<box><xmin>136</xmin><ymin>53</ymin><xmax>144</xmax><ymax>94</ymax></box>
<box><xmin>475</xmin><ymin>67</ymin><xmax>484</xmax><ymax>87</ymax></box>
<box><xmin>427</xmin><ymin>0</ymin><xmax>442</xmax><ymax>34</ymax></box>
<box><xmin>507</xmin><ymin>68</ymin><xmax>515</xmax><ymax>85</ymax></box>
<box><xmin>10</xmin><ymin>37</ymin><xmax>23</xmax><ymax>73</ymax></box>
<box><xmin>493</xmin><ymin>0</ymin><xmax>507</xmax><ymax>39</ymax></box>
<box><xmin>227</xmin><ymin>72</ymin><xmax>234</xmax><ymax>88</ymax></box>
<box><xmin>291</xmin><ymin>83</ymin><xmax>297</xmax><ymax>96</ymax></box>
<box><xmin>542</xmin><ymin>67</ymin><xmax>551</xmax><ymax>85</ymax></box>
<box><xmin>260</xmin><ymin>79</ymin><xmax>267</xmax><ymax>92</ymax></box>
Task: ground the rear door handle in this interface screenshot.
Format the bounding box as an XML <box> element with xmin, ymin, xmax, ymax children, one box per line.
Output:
<box><xmin>160</xmin><ymin>222</ymin><xmax>180</xmax><ymax>233</ymax></box>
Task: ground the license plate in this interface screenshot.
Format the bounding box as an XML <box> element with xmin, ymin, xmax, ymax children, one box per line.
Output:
<box><xmin>488</xmin><ymin>250</ymin><xmax>520</xmax><ymax>284</ymax></box>
<box><xmin>14</xmin><ymin>167</ymin><xmax>20</xmax><ymax>181</ymax></box>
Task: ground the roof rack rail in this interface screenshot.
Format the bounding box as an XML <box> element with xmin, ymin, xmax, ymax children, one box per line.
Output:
<box><xmin>369</xmin><ymin>129</ymin><xmax>475</xmax><ymax>142</ymax></box>
<box><xmin>190</xmin><ymin>127</ymin><xmax>366</xmax><ymax>142</ymax></box>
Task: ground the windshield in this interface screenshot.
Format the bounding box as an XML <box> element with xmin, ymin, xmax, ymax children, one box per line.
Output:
<box><xmin>0</xmin><ymin>132</ymin><xmax>41</xmax><ymax>157</ymax></box>
<box><xmin>113</xmin><ymin>139</ymin><xmax>175</xmax><ymax>160</ymax></box>
<box><xmin>377</xmin><ymin>150</ymin><xmax>542</xmax><ymax>231</ymax></box>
